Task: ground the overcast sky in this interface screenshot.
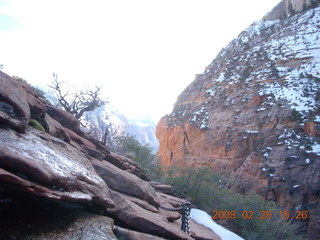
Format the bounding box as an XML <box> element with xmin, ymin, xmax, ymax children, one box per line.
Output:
<box><xmin>0</xmin><ymin>0</ymin><xmax>280</xmax><ymax>122</ymax></box>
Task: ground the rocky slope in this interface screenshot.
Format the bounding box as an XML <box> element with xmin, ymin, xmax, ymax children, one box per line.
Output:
<box><xmin>156</xmin><ymin>1</ymin><xmax>320</xmax><ymax>238</ymax></box>
<box><xmin>0</xmin><ymin>71</ymin><xmax>222</xmax><ymax>239</ymax></box>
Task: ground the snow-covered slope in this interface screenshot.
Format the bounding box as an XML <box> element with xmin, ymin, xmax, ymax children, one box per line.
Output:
<box><xmin>239</xmin><ymin>9</ymin><xmax>319</xmax><ymax>114</ymax></box>
<box><xmin>82</xmin><ymin>104</ymin><xmax>159</xmax><ymax>151</ymax></box>
<box><xmin>126</xmin><ymin>115</ymin><xmax>158</xmax><ymax>151</ymax></box>
<box><xmin>202</xmin><ymin>6</ymin><xmax>320</xmax><ymax>125</ymax></box>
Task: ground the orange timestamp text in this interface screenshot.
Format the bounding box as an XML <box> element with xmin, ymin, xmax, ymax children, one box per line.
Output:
<box><xmin>212</xmin><ymin>210</ymin><xmax>308</xmax><ymax>220</ymax></box>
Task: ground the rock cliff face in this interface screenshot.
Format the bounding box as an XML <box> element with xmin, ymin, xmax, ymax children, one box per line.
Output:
<box><xmin>264</xmin><ymin>0</ymin><xmax>319</xmax><ymax>20</ymax></box>
<box><xmin>156</xmin><ymin>3</ymin><xmax>320</xmax><ymax>239</ymax></box>
<box><xmin>82</xmin><ymin>105</ymin><xmax>159</xmax><ymax>152</ymax></box>
<box><xmin>0</xmin><ymin>71</ymin><xmax>221</xmax><ymax>240</ymax></box>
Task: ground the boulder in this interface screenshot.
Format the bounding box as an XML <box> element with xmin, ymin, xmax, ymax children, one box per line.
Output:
<box><xmin>0</xmin><ymin>71</ymin><xmax>48</xmax><ymax>133</ymax></box>
<box><xmin>63</xmin><ymin>127</ymin><xmax>97</xmax><ymax>153</ymax></box>
<box><xmin>156</xmin><ymin>192</ymin><xmax>191</xmax><ymax>209</ymax></box>
<box><xmin>92</xmin><ymin>158</ymin><xmax>158</xmax><ymax>208</ymax></box>
<box><xmin>0</xmin><ymin>71</ymin><xmax>31</xmax><ymax>121</ymax></box>
<box><xmin>104</xmin><ymin>152</ymin><xmax>148</xmax><ymax>180</ymax></box>
<box><xmin>106</xmin><ymin>190</ymin><xmax>193</xmax><ymax>240</ymax></box>
<box><xmin>150</xmin><ymin>181</ymin><xmax>175</xmax><ymax>195</ymax></box>
<box><xmin>83</xmin><ymin>133</ymin><xmax>111</xmax><ymax>155</ymax></box>
<box><xmin>0</xmin><ymin>72</ymin><xmax>31</xmax><ymax>133</ymax></box>
<box><xmin>45</xmin><ymin>113</ymin><xmax>71</xmax><ymax>143</ymax></box>
<box><xmin>46</xmin><ymin>105</ymin><xmax>82</xmax><ymax>135</ymax></box>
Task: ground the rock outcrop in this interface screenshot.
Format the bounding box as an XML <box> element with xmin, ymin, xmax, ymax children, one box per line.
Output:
<box><xmin>263</xmin><ymin>0</ymin><xmax>319</xmax><ymax>20</ymax></box>
<box><xmin>0</xmin><ymin>70</ymin><xmax>222</xmax><ymax>239</ymax></box>
<box><xmin>156</xmin><ymin>4</ymin><xmax>320</xmax><ymax>239</ymax></box>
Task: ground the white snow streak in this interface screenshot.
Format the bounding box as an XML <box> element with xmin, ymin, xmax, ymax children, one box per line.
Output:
<box><xmin>190</xmin><ymin>208</ymin><xmax>244</xmax><ymax>240</ymax></box>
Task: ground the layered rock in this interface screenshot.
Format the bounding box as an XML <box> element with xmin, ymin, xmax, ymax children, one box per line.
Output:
<box><xmin>0</xmin><ymin>129</ymin><xmax>114</xmax><ymax>207</ymax></box>
<box><xmin>157</xmin><ymin>4</ymin><xmax>320</xmax><ymax>239</ymax></box>
<box><xmin>0</xmin><ymin>70</ymin><xmax>222</xmax><ymax>239</ymax></box>
<box><xmin>92</xmin><ymin>158</ymin><xmax>159</xmax><ymax>207</ymax></box>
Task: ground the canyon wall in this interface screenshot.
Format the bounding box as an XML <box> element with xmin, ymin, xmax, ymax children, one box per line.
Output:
<box><xmin>157</xmin><ymin>4</ymin><xmax>320</xmax><ymax>238</ymax></box>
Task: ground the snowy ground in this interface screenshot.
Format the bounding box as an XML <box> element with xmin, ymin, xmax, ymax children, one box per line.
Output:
<box><xmin>190</xmin><ymin>208</ymin><xmax>244</xmax><ymax>240</ymax></box>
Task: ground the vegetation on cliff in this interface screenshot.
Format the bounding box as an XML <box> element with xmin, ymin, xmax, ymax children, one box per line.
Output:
<box><xmin>114</xmin><ymin>134</ymin><xmax>305</xmax><ymax>239</ymax></box>
<box><xmin>115</xmin><ymin>133</ymin><xmax>163</xmax><ymax>181</ymax></box>
<box><xmin>165</xmin><ymin>166</ymin><xmax>305</xmax><ymax>240</ymax></box>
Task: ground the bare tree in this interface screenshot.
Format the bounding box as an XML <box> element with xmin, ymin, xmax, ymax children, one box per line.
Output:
<box><xmin>102</xmin><ymin>122</ymin><xmax>117</xmax><ymax>152</ymax></box>
<box><xmin>81</xmin><ymin>108</ymin><xmax>121</xmax><ymax>151</ymax></box>
<box><xmin>49</xmin><ymin>73</ymin><xmax>106</xmax><ymax>119</ymax></box>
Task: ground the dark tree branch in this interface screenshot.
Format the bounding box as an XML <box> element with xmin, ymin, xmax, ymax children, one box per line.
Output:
<box><xmin>49</xmin><ymin>73</ymin><xmax>106</xmax><ymax>119</ymax></box>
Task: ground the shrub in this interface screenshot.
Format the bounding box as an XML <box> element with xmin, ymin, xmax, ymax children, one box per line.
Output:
<box><xmin>165</xmin><ymin>166</ymin><xmax>305</xmax><ymax>240</ymax></box>
<box><xmin>13</xmin><ymin>75</ymin><xmax>28</xmax><ymax>84</ymax></box>
<box><xmin>289</xmin><ymin>109</ymin><xmax>302</xmax><ymax>121</ymax></box>
<box><xmin>165</xmin><ymin>166</ymin><xmax>230</xmax><ymax>207</ymax></box>
<box><xmin>240</xmin><ymin>63</ymin><xmax>253</xmax><ymax>82</ymax></box>
<box><xmin>115</xmin><ymin>134</ymin><xmax>163</xmax><ymax>181</ymax></box>
<box><xmin>13</xmin><ymin>76</ymin><xmax>47</xmax><ymax>100</ymax></box>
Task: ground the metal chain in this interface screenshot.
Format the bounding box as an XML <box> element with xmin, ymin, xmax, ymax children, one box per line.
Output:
<box><xmin>159</xmin><ymin>205</ymin><xmax>183</xmax><ymax>211</ymax></box>
<box><xmin>160</xmin><ymin>201</ymin><xmax>191</xmax><ymax>236</ymax></box>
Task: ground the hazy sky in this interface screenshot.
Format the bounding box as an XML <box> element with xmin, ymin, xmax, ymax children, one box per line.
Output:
<box><xmin>0</xmin><ymin>0</ymin><xmax>280</xmax><ymax>122</ymax></box>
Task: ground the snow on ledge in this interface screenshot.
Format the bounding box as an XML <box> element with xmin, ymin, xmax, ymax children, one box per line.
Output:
<box><xmin>190</xmin><ymin>208</ymin><xmax>244</xmax><ymax>240</ymax></box>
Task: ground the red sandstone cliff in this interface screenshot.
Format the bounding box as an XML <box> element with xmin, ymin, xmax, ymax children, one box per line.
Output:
<box><xmin>157</xmin><ymin>2</ymin><xmax>320</xmax><ymax>238</ymax></box>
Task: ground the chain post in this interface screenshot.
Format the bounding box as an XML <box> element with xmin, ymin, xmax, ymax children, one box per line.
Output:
<box><xmin>159</xmin><ymin>201</ymin><xmax>191</xmax><ymax>236</ymax></box>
